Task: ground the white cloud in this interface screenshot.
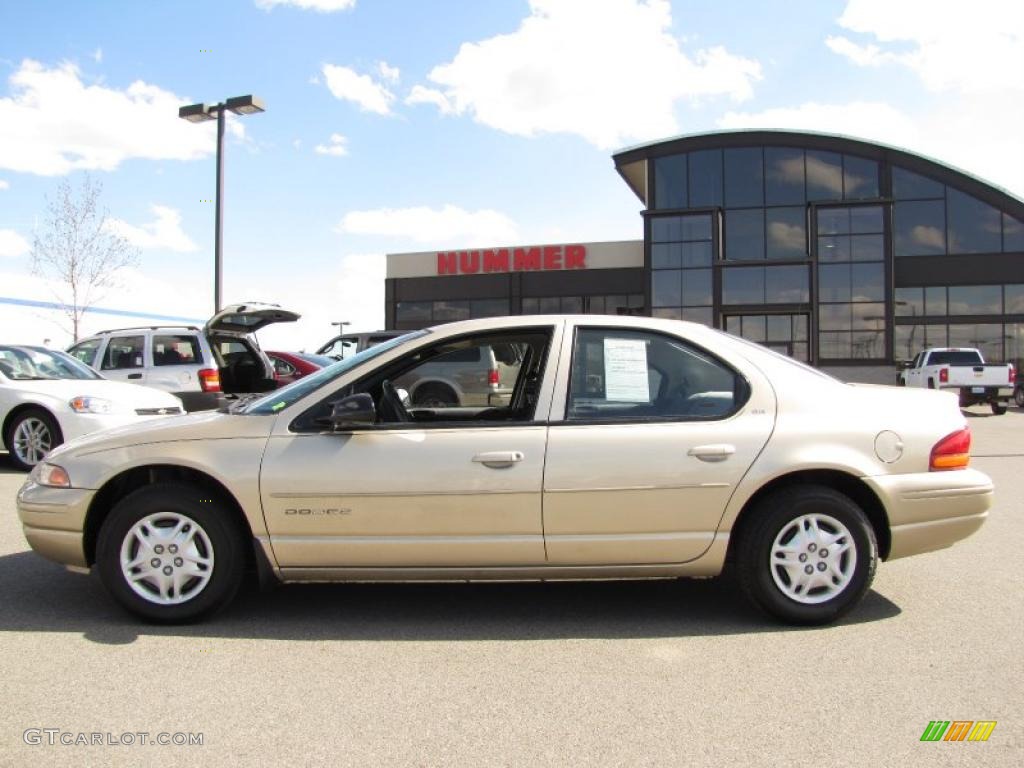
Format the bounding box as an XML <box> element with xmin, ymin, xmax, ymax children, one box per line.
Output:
<box><xmin>255</xmin><ymin>0</ymin><xmax>356</xmax><ymax>11</ymax></box>
<box><xmin>0</xmin><ymin>229</ymin><xmax>30</xmax><ymax>258</ymax></box>
<box><xmin>405</xmin><ymin>85</ymin><xmax>455</xmax><ymax>115</ymax></box>
<box><xmin>378</xmin><ymin>61</ymin><xmax>400</xmax><ymax>83</ymax></box>
<box><xmin>411</xmin><ymin>0</ymin><xmax>761</xmax><ymax>148</ymax></box>
<box><xmin>0</xmin><ymin>59</ymin><xmax>246</xmax><ymax>176</ymax></box>
<box><xmin>105</xmin><ymin>205</ymin><xmax>199</xmax><ymax>252</ymax></box>
<box><xmin>314</xmin><ymin>133</ymin><xmax>349</xmax><ymax>156</ymax></box>
<box><xmin>322</xmin><ymin>64</ymin><xmax>395</xmax><ymax>115</ymax></box>
<box><xmin>829</xmin><ymin>0</ymin><xmax>1024</xmax><ymax>96</ymax></box>
<box><xmin>339</xmin><ymin>204</ymin><xmax>519</xmax><ymax>248</ymax></box>
<box><xmin>0</xmin><ymin>179</ymin><xmax>9</xmax><ymax>190</ymax></box>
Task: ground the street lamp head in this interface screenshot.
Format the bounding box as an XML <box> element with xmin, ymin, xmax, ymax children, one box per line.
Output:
<box><xmin>178</xmin><ymin>102</ymin><xmax>215</xmax><ymax>123</ymax></box>
<box><xmin>225</xmin><ymin>95</ymin><xmax>266</xmax><ymax>115</ymax></box>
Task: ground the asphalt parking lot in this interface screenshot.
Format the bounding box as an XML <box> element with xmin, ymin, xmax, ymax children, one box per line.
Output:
<box><xmin>1</xmin><ymin>408</ymin><xmax>1022</xmax><ymax>767</ymax></box>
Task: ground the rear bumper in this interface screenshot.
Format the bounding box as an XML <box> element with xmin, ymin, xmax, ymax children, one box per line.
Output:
<box><xmin>863</xmin><ymin>468</ymin><xmax>993</xmax><ymax>560</ymax></box>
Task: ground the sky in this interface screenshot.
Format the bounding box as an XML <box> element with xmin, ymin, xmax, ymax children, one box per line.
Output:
<box><xmin>0</xmin><ymin>0</ymin><xmax>1022</xmax><ymax>351</ymax></box>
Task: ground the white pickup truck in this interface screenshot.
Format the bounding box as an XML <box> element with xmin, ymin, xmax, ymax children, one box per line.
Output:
<box><xmin>898</xmin><ymin>347</ymin><xmax>1015</xmax><ymax>414</ymax></box>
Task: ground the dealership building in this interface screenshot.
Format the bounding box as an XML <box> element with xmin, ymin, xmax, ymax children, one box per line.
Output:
<box><xmin>385</xmin><ymin>130</ymin><xmax>1024</xmax><ymax>381</ymax></box>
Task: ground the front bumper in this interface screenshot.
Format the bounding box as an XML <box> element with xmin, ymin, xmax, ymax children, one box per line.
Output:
<box><xmin>16</xmin><ymin>480</ymin><xmax>95</xmax><ymax>568</ymax></box>
<box><xmin>863</xmin><ymin>468</ymin><xmax>993</xmax><ymax>560</ymax></box>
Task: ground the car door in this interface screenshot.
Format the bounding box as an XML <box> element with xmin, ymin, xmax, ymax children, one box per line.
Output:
<box><xmin>98</xmin><ymin>333</ymin><xmax>148</xmax><ymax>386</ymax></box>
<box><xmin>541</xmin><ymin>324</ymin><xmax>776</xmax><ymax>565</ymax></box>
<box><xmin>258</xmin><ymin>323</ymin><xmax>563</xmax><ymax>569</ymax></box>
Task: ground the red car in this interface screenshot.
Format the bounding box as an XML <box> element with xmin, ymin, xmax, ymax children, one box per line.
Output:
<box><xmin>266</xmin><ymin>351</ymin><xmax>335</xmax><ymax>384</ymax></box>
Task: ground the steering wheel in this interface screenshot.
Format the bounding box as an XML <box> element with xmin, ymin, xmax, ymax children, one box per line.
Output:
<box><xmin>380</xmin><ymin>379</ymin><xmax>411</xmax><ymax>423</ymax></box>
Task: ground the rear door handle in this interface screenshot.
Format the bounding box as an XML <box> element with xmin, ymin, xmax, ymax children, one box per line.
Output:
<box><xmin>688</xmin><ymin>444</ymin><xmax>736</xmax><ymax>462</ymax></box>
<box><xmin>472</xmin><ymin>451</ymin><xmax>524</xmax><ymax>469</ymax></box>
<box><xmin>127</xmin><ymin>373</ymin><xmax>143</xmax><ymax>379</ymax></box>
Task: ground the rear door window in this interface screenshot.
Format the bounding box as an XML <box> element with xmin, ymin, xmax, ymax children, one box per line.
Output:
<box><xmin>152</xmin><ymin>334</ymin><xmax>201</xmax><ymax>366</ymax></box>
<box><xmin>102</xmin><ymin>335</ymin><xmax>145</xmax><ymax>370</ymax></box>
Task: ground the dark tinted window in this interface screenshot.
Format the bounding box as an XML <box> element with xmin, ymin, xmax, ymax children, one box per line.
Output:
<box><xmin>470</xmin><ymin>298</ymin><xmax>509</xmax><ymax>317</ymax></box>
<box><xmin>1004</xmin><ymin>214</ymin><xmax>1024</xmax><ymax>251</ymax></box>
<box><xmin>654</xmin><ymin>154</ymin><xmax>687</xmax><ymax>209</ymax></box>
<box><xmin>764</xmin><ymin>147</ymin><xmax>805</xmax><ymax>205</ymax></box>
<box><xmin>725</xmin><ymin>209</ymin><xmax>764</xmax><ymax>260</ymax></box>
<box><xmin>766</xmin><ymin>207</ymin><xmax>806</xmax><ymax>259</ymax></box>
<box><xmin>688</xmin><ymin>149</ymin><xmax>723</xmax><ymax>207</ymax></box>
<box><xmin>926</xmin><ymin>350</ymin><xmax>985</xmax><ymax>366</ymax></box>
<box><xmin>651</xmin><ymin>270</ymin><xmax>682</xmax><ymax>307</ymax></box>
<box><xmin>396</xmin><ymin>301</ymin><xmax>432</xmax><ymax>324</ymax></box>
<box><xmin>892</xmin><ymin>167</ymin><xmax>944</xmax><ymax>199</ymax></box>
<box><xmin>948</xmin><ymin>285</ymin><xmax>1001</xmax><ymax>315</ymax></box>
<box><xmin>851</xmin><ymin>263</ymin><xmax>884</xmax><ymax>302</ymax></box>
<box><xmin>152</xmin><ymin>334</ymin><xmax>200</xmax><ymax>366</ymax></box>
<box><xmin>1005</xmin><ymin>285</ymin><xmax>1024</xmax><ymax>313</ymax></box>
<box><xmin>805</xmin><ymin>150</ymin><xmax>843</xmax><ymax>200</ymax></box>
<box><xmin>894</xmin><ymin>287</ymin><xmax>924</xmax><ymax>316</ymax></box>
<box><xmin>925</xmin><ymin>286</ymin><xmax>947</xmax><ymax>315</ymax></box>
<box><xmin>722</xmin><ymin>267</ymin><xmax>763</xmax><ymax>304</ymax></box>
<box><xmin>948</xmin><ymin>325</ymin><xmax>1002</xmax><ymax>362</ymax></box>
<box><xmin>102</xmin><ymin>335</ymin><xmax>145</xmax><ymax>370</ymax></box>
<box><xmin>843</xmin><ymin>155</ymin><xmax>879</xmax><ymax>199</ymax></box>
<box><xmin>681</xmin><ymin>269</ymin><xmax>712</xmax><ymax>306</ymax></box>
<box><xmin>765</xmin><ymin>265</ymin><xmax>809</xmax><ymax>303</ymax></box>
<box><xmin>894</xmin><ymin>200</ymin><xmax>945</xmax><ymax>255</ymax></box>
<box><xmin>946</xmin><ymin>188</ymin><xmax>1001</xmax><ymax>254</ymax></box>
<box><xmin>724</xmin><ymin>147</ymin><xmax>764</xmax><ymax>207</ymax></box>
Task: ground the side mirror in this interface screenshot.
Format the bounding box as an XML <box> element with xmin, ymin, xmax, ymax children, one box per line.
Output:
<box><xmin>327</xmin><ymin>393</ymin><xmax>376</xmax><ymax>430</ymax></box>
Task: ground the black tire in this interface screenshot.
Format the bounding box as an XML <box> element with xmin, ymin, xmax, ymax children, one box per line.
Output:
<box><xmin>735</xmin><ymin>485</ymin><xmax>877</xmax><ymax>625</ymax></box>
<box><xmin>991</xmin><ymin>402</ymin><xmax>1007</xmax><ymax>415</ymax></box>
<box><xmin>412</xmin><ymin>384</ymin><xmax>458</xmax><ymax>408</ymax></box>
<box><xmin>4</xmin><ymin>408</ymin><xmax>63</xmax><ymax>471</ymax></box>
<box><xmin>1015</xmin><ymin>387</ymin><xmax>1024</xmax><ymax>408</ymax></box>
<box><xmin>927</xmin><ymin>379</ymin><xmax>935</xmax><ymax>389</ymax></box>
<box><xmin>96</xmin><ymin>483</ymin><xmax>246</xmax><ymax>623</ymax></box>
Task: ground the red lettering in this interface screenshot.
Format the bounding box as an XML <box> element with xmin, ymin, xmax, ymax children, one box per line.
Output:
<box><xmin>513</xmin><ymin>247</ymin><xmax>541</xmax><ymax>271</ymax></box>
<box><xmin>459</xmin><ymin>251</ymin><xmax>480</xmax><ymax>274</ymax></box>
<box><xmin>483</xmin><ymin>249</ymin><xmax>510</xmax><ymax>272</ymax></box>
<box><xmin>564</xmin><ymin>244</ymin><xmax>587</xmax><ymax>269</ymax></box>
<box><xmin>543</xmin><ymin>245</ymin><xmax>562</xmax><ymax>270</ymax></box>
<box><xmin>437</xmin><ymin>252</ymin><xmax>457</xmax><ymax>275</ymax></box>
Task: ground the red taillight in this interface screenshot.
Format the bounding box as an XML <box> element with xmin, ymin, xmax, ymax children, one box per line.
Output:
<box><xmin>930</xmin><ymin>427</ymin><xmax>971</xmax><ymax>471</ymax></box>
<box><xmin>488</xmin><ymin>368</ymin><xmax>500</xmax><ymax>388</ymax></box>
<box><xmin>1009</xmin><ymin>364</ymin><xmax>1015</xmax><ymax>385</ymax></box>
<box><xmin>939</xmin><ymin>367</ymin><xmax>949</xmax><ymax>384</ymax></box>
<box><xmin>199</xmin><ymin>368</ymin><xmax>221</xmax><ymax>393</ymax></box>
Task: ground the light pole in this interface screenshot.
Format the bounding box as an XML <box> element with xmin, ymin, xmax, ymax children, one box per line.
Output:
<box><xmin>331</xmin><ymin>321</ymin><xmax>351</xmax><ymax>332</ymax></box>
<box><xmin>178</xmin><ymin>95</ymin><xmax>265</xmax><ymax>313</ymax></box>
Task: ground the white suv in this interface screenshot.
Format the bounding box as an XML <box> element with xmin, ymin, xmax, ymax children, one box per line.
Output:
<box><xmin>67</xmin><ymin>303</ymin><xmax>299</xmax><ymax>411</ymax></box>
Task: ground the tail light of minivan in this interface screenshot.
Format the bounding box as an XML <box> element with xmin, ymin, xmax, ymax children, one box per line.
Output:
<box><xmin>1009</xmin><ymin>364</ymin><xmax>1016</xmax><ymax>384</ymax></box>
<box><xmin>199</xmin><ymin>368</ymin><xmax>221</xmax><ymax>393</ymax></box>
<box><xmin>939</xmin><ymin>367</ymin><xmax>949</xmax><ymax>384</ymax></box>
<box><xmin>930</xmin><ymin>427</ymin><xmax>971</xmax><ymax>471</ymax></box>
<box><xmin>488</xmin><ymin>368</ymin><xmax>500</xmax><ymax>389</ymax></box>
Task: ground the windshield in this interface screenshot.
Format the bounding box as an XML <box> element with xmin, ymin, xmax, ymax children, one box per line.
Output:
<box><xmin>0</xmin><ymin>346</ymin><xmax>103</xmax><ymax>381</ymax></box>
<box><xmin>244</xmin><ymin>330</ymin><xmax>427</xmax><ymax>414</ymax></box>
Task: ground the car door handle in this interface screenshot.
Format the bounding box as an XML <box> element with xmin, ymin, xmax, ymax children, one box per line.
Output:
<box><xmin>687</xmin><ymin>444</ymin><xmax>736</xmax><ymax>462</ymax></box>
<box><xmin>127</xmin><ymin>373</ymin><xmax>143</xmax><ymax>379</ymax></box>
<box><xmin>472</xmin><ymin>451</ymin><xmax>524</xmax><ymax>468</ymax></box>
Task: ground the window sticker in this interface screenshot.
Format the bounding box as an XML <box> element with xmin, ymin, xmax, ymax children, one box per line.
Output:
<box><xmin>603</xmin><ymin>338</ymin><xmax>650</xmax><ymax>402</ymax></box>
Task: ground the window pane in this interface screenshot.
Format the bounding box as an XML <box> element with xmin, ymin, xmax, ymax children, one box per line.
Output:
<box><xmin>819</xmin><ymin>304</ymin><xmax>851</xmax><ymax>331</ymax></box>
<box><xmin>852</xmin><ymin>302</ymin><xmax>886</xmax><ymax>330</ymax></box>
<box><xmin>722</xmin><ymin>267</ymin><xmax>763</xmax><ymax>304</ymax></box>
<box><xmin>725</xmin><ymin>315</ymin><xmax>741</xmax><ymax>334</ymax></box>
<box><xmin>604</xmin><ymin>295</ymin><xmax>632</xmax><ymax>316</ymax></box>
<box><xmin>681</xmin><ymin>269</ymin><xmax>712</xmax><ymax>306</ymax></box>
<box><xmin>681</xmin><ymin>241</ymin><xmax>712</xmax><ymax>267</ymax></box>
<box><xmin>725</xmin><ymin>209</ymin><xmax>764</xmax><ymax>260</ymax></box>
<box><xmin>765</xmin><ymin>265</ymin><xmax>809</xmax><ymax>303</ymax></box>
<box><xmin>102</xmin><ymin>336</ymin><xmax>145</xmax><ymax>370</ymax></box>
<box><xmin>817</xmin><ymin>208</ymin><xmax>849</xmax><ymax>236</ymax></box>
<box><xmin>688</xmin><ymin>149</ymin><xmax>723</xmax><ymax>207</ymax></box>
<box><xmin>1006</xmin><ymin>323</ymin><xmax>1024</xmax><ymax>371</ymax></box>
<box><xmin>819</xmin><ymin>332</ymin><xmax>852</xmax><ymax>359</ymax></box>
<box><xmin>152</xmin><ymin>334</ymin><xmax>200</xmax><ymax>366</ymax></box>
<box><xmin>1005</xmin><ymin>284</ymin><xmax>1024</xmax><ymax>314</ymax></box>
<box><xmin>949</xmin><ymin>323</ymin><xmax>1002</xmax><ymax>361</ymax></box>
<box><xmin>924</xmin><ymin>324</ymin><xmax>948</xmax><ymax>347</ymax></box>
<box><xmin>681</xmin><ymin>307</ymin><xmax>713</xmax><ymax>325</ymax></box>
<box><xmin>850</xmin><ymin>205</ymin><xmax>883</xmax><ymax>234</ymax></box>
<box><xmin>925</xmin><ymin>286</ymin><xmax>947</xmax><ymax>316</ymax></box>
<box><xmin>766</xmin><ymin>207</ymin><xmax>806</xmax><ymax>259</ymax></box>
<box><xmin>724</xmin><ymin>147</ymin><xmax>764</xmax><ymax>207</ymax></box>
<box><xmin>948</xmin><ymin>285</ymin><xmax>1001</xmax><ymax>315</ymax></box>
<box><xmin>629</xmin><ymin>294</ymin><xmax>645</xmax><ymax>308</ymax></box>
<box><xmin>742</xmin><ymin>315</ymin><xmax>767</xmax><ymax>342</ymax></box>
<box><xmin>894</xmin><ymin>200</ymin><xmax>946</xmax><ymax>256</ymax></box>
<box><xmin>843</xmin><ymin>155</ymin><xmax>879</xmax><ymax>199</ymax></box>
<box><xmin>650</xmin><ymin>216</ymin><xmax>682</xmax><ymax>243</ymax></box>
<box><xmin>396</xmin><ymin>301</ymin><xmax>432</xmax><ymax>324</ymax></box>
<box><xmin>652</xmin><ymin>243</ymin><xmax>681</xmax><ymax>269</ymax></box>
<box><xmin>587</xmin><ymin>296</ymin><xmax>605</xmax><ymax>314</ymax></box>
<box><xmin>521</xmin><ymin>297</ymin><xmax>538</xmax><ymax>314</ymax></box>
<box><xmin>654</xmin><ymin>154</ymin><xmax>687</xmax><ymax>209</ymax></box>
<box><xmin>766</xmin><ymin>315</ymin><xmax>792</xmax><ymax>341</ymax></box>
<box><xmin>817</xmin><ymin>235</ymin><xmax>850</xmax><ymax>262</ymax></box>
<box><xmin>680</xmin><ymin>214</ymin><xmax>713</xmax><ymax>241</ymax></box>
<box><xmin>850</xmin><ymin>330</ymin><xmax>883</xmax><ymax>358</ymax></box>
<box><xmin>560</xmin><ymin>296</ymin><xmax>583</xmax><ymax>314</ymax></box>
<box><xmin>851</xmin><ymin>263</ymin><xmax>884</xmax><ymax>302</ymax></box>
<box><xmin>793</xmin><ymin>314</ymin><xmax>808</xmax><ymax>340</ymax></box>
<box><xmin>806</xmin><ymin>150</ymin><xmax>843</xmax><ymax>200</ymax></box>
<box><xmin>433</xmin><ymin>300</ymin><xmax>471</xmax><ymax>322</ymax></box>
<box><xmin>1004</xmin><ymin>213</ymin><xmax>1024</xmax><ymax>251</ymax></box>
<box><xmin>850</xmin><ymin>234</ymin><xmax>884</xmax><ymax>261</ymax></box>
<box><xmin>792</xmin><ymin>342</ymin><xmax>809</xmax><ymax>361</ymax></box>
<box><xmin>894</xmin><ymin>325</ymin><xmax>924</xmax><ymax>360</ymax></box>
<box><xmin>765</xmin><ymin>147</ymin><xmax>805</xmax><ymax>205</ymax></box>
<box><xmin>892</xmin><ymin>167</ymin><xmax>944</xmax><ymax>199</ymax></box>
<box><xmin>947</xmin><ymin>188</ymin><xmax>1002</xmax><ymax>254</ymax></box>
<box><xmin>471</xmin><ymin>298</ymin><xmax>509</xmax><ymax>318</ymax></box>
<box><xmin>819</xmin><ymin>264</ymin><xmax>851</xmax><ymax>302</ymax></box>
<box><xmin>651</xmin><ymin>307</ymin><xmax>682</xmax><ymax>320</ymax></box>
<box><xmin>538</xmin><ymin>297</ymin><xmax>560</xmax><ymax>313</ymax></box>
<box><xmin>651</xmin><ymin>270</ymin><xmax>682</xmax><ymax>307</ymax></box>
<box><xmin>894</xmin><ymin>287</ymin><xmax>924</xmax><ymax>316</ymax></box>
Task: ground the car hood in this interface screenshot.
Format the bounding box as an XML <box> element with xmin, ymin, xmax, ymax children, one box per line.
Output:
<box><xmin>10</xmin><ymin>378</ymin><xmax>182</xmax><ymax>410</ymax></box>
<box><xmin>46</xmin><ymin>408</ymin><xmax>276</xmax><ymax>460</ymax></box>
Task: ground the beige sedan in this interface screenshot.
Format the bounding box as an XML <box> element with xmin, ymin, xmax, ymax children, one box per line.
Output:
<box><xmin>17</xmin><ymin>316</ymin><xmax>992</xmax><ymax>624</ymax></box>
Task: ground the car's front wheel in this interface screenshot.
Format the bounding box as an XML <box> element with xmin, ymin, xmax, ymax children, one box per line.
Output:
<box><xmin>736</xmin><ymin>486</ymin><xmax>877</xmax><ymax>625</ymax></box>
<box><xmin>96</xmin><ymin>484</ymin><xmax>246</xmax><ymax>623</ymax></box>
<box><xmin>4</xmin><ymin>408</ymin><xmax>63</xmax><ymax>471</ymax></box>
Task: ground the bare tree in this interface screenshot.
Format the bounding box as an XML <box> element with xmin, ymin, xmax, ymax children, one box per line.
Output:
<box><xmin>31</xmin><ymin>175</ymin><xmax>140</xmax><ymax>341</ymax></box>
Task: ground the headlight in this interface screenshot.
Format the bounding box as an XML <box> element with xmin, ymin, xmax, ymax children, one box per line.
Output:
<box><xmin>69</xmin><ymin>396</ymin><xmax>113</xmax><ymax>414</ymax></box>
<box><xmin>34</xmin><ymin>462</ymin><xmax>71</xmax><ymax>488</ymax></box>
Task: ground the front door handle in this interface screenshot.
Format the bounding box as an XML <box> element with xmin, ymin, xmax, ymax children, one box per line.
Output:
<box><xmin>687</xmin><ymin>444</ymin><xmax>736</xmax><ymax>462</ymax></box>
<box><xmin>472</xmin><ymin>451</ymin><xmax>524</xmax><ymax>469</ymax></box>
<box><xmin>127</xmin><ymin>373</ymin><xmax>143</xmax><ymax>379</ymax></box>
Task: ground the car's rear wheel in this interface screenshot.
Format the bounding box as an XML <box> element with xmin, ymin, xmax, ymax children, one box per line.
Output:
<box><xmin>736</xmin><ymin>485</ymin><xmax>877</xmax><ymax>625</ymax></box>
<box><xmin>991</xmin><ymin>402</ymin><xmax>1007</xmax><ymax>415</ymax></box>
<box><xmin>1015</xmin><ymin>387</ymin><xmax>1024</xmax><ymax>408</ymax></box>
<box><xmin>4</xmin><ymin>408</ymin><xmax>63</xmax><ymax>471</ymax></box>
<box><xmin>96</xmin><ymin>484</ymin><xmax>245</xmax><ymax>623</ymax></box>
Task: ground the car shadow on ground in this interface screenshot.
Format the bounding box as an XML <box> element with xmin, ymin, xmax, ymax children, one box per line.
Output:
<box><xmin>0</xmin><ymin>453</ymin><xmax>27</xmax><ymax>475</ymax></box>
<box><xmin>0</xmin><ymin>551</ymin><xmax>901</xmax><ymax>645</ymax></box>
